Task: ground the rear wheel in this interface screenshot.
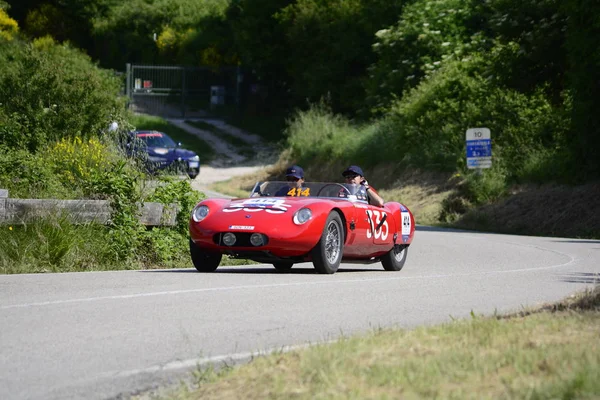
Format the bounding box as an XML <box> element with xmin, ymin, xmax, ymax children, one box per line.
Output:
<box><xmin>189</xmin><ymin>239</ymin><xmax>222</xmax><ymax>272</ymax></box>
<box><xmin>273</xmin><ymin>262</ymin><xmax>293</xmax><ymax>272</ymax></box>
<box><xmin>381</xmin><ymin>245</ymin><xmax>408</xmax><ymax>271</ymax></box>
<box><xmin>311</xmin><ymin>212</ymin><xmax>344</xmax><ymax>274</ymax></box>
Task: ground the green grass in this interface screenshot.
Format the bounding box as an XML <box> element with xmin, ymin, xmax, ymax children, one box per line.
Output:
<box><xmin>224</xmin><ymin>114</ymin><xmax>287</xmax><ymax>144</ymax></box>
<box><xmin>185</xmin><ymin>120</ymin><xmax>256</xmax><ymax>158</ymax></box>
<box><xmin>130</xmin><ymin>114</ymin><xmax>216</xmax><ymax>163</ymax></box>
<box><xmin>148</xmin><ymin>287</ymin><xmax>600</xmax><ymax>400</ymax></box>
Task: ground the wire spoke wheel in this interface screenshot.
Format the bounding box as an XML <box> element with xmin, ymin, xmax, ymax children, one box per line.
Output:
<box><xmin>311</xmin><ymin>212</ymin><xmax>344</xmax><ymax>274</ymax></box>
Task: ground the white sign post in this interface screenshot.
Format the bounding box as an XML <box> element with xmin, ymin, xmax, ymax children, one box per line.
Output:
<box><xmin>466</xmin><ymin>128</ymin><xmax>492</xmax><ymax>169</ymax></box>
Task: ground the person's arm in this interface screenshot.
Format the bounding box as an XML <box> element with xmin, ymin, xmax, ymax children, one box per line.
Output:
<box><xmin>362</xmin><ymin>180</ymin><xmax>384</xmax><ymax>207</ymax></box>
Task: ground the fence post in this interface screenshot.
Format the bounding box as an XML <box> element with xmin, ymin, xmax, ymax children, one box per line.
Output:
<box><xmin>181</xmin><ymin>66</ymin><xmax>186</xmax><ymax>118</ymax></box>
<box><xmin>126</xmin><ymin>63</ymin><xmax>131</xmax><ymax>100</ymax></box>
<box><xmin>0</xmin><ymin>189</ymin><xmax>7</xmax><ymax>224</ymax></box>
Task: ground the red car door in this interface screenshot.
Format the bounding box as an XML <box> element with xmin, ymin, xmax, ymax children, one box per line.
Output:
<box><xmin>365</xmin><ymin>205</ymin><xmax>393</xmax><ymax>248</ymax></box>
<box><xmin>341</xmin><ymin>202</ymin><xmax>374</xmax><ymax>257</ymax></box>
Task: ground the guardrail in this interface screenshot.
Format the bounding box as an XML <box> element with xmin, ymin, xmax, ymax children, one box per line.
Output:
<box><xmin>0</xmin><ymin>189</ymin><xmax>177</xmax><ymax>227</ymax></box>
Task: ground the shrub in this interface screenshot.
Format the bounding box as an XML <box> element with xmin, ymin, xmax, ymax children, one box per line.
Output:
<box><xmin>0</xmin><ymin>217</ymin><xmax>111</xmax><ymax>274</ymax></box>
<box><xmin>0</xmin><ymin>37</ymin><xmax>127</xmax><ymax>152</ymax></box>
<box><xmin>0</xmin><ymin>146</ymin><xmax>75</xmax><ymax>199</ymax></box>
<box><xmin>46</xmin><ymin>136</ymin><xmax>118</xmax><ymax>191</ymax></box>
<box><xmin>147</xmin><ymin>177</ymin><xmax>205</xmax><ymax>234</ymax></box>
<box><xmin>374</xmin><ymin>55</ymin><xmax>569</xmax><ymax>176</ymax></box>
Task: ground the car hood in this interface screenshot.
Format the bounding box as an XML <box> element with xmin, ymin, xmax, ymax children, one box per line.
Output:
<box><xmin>148</xmin><ymin>146</ymin><xmax>197</xmax><ymax>159</ymax></box>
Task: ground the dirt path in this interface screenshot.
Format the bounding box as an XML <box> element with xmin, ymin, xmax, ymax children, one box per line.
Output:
<box><xmin>166</xmin><ymin>118</ymin><xmax>276</xmax><ymax>197</ymax></box>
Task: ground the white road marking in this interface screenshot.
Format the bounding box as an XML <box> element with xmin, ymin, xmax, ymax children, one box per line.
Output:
<box><xmin>0</xmin><ymin>247</ymin><xmax>575</xmax><ymax>311</ymax></box>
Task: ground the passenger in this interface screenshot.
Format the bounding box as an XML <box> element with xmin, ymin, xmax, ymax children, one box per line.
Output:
<box><xmin>342</xmin><ymin>165</ymin><xmax>385</xmax><ymax>207</ymax></box>
<box><xmin>275</xmin><ymin>165</ymin><xmax>307</xmax><ymax>196</ymax></box>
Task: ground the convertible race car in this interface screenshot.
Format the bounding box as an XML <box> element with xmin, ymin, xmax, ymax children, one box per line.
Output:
<box><xmin>189</xmin><ymin>181</ymin><xmax>415</xmax><ymax>274</ymax></box>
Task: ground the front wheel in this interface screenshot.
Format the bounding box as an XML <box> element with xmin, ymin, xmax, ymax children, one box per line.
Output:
<box><xmin>381</xmin><ymin>245</ymin><xmax>408</xmax><ymax>271</ymax></box>
<box><xmin>311</xmin><ymin>212</ymin><xmax>344</xmax><ymax>274</ymax></box>
<box><xmin>187</xmin><ymin>168</ymin><xmax>199</xmax><ymax>179</ymax></box>
<box><xmin>189</xmin><ymin>239</ymin><xmax>222</xmax><ymax>272</ymax></box>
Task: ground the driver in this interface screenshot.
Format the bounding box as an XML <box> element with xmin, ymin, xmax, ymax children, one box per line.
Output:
<box><xmin>342</xmin><ymin>165</ymin><xmax>385</xmax><ymax>207</ymax></box>
<box><xmin>275</xmin><ymin>165</ymin><xmax>306</xmax><ymax>196</ymax></box>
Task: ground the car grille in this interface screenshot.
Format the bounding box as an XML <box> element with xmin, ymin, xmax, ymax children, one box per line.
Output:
<box><xmin>213</xmin><ymin>232</ymin><xmax>269</xmax><ymax>247</ymax></box>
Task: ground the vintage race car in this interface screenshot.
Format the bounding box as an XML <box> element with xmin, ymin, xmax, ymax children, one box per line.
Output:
<box><xmin>189</xmin><ymin>181</ymin><xmax>415</xmax><ymax>274</ymax></box>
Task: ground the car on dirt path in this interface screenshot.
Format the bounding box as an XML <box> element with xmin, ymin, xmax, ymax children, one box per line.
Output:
<box><xmin>189</xmin><ymin>181</ymin><xmax>415</xmax><ymax>274</ymax></box>
<box><xmin>127</xmin><ymin>130</ymin><xmax>200</xmax><ymax>179</ymax></box>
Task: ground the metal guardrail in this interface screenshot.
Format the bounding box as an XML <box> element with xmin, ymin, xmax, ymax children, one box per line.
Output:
<box><xmin>0</xmin><ymin>190</ymin><xmax>177</xmax><ymax>227</ymax></box>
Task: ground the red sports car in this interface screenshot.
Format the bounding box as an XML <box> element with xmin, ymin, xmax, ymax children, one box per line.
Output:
<box><xmin>189</xmin><ymin>181</ymin><xmax>415</xmax><ymax>274</ymax></box>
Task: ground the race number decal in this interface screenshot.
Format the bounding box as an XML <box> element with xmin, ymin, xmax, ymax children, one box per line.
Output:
<box><xmin>287</xmin><ymin>187</ymin><xmax>310</xmax><ymax>197</ymax></box>
<box><xmin>224</xmin><ymin>198</ymin><xmax>291</xmax><ymax>214</ymax></box>
<box><xmin>401</xmin><ymin>211</ymin><xmax>411</xmax><ymax>235</ymax></box>
<box><xmin>366</xmin><ymin>210</ymin><xmax>389</xmax><ymax>240</ymax></box>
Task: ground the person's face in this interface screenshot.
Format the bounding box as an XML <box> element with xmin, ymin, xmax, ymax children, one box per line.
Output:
<box><xmin>287</xmin><ymin>176</ymin><xmax>304</xmax><ymax>188</ymax></box>
<box><xmin>344</xmin><ymin>173</ymin><xmax>362</xmax><ymax>185</ymax></box>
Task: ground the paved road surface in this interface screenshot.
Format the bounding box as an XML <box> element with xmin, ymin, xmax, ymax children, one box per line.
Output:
<box><xmin>1</xmin><ymin>227</ymin><xmax>598</xmax><ymax>399</ymax></box>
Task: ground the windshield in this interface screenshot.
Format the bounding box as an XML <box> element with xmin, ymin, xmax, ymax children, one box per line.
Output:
<box><xmin>135</xmin><ymin>132</ymin><xmax>177</xmax><ymax>148</ymax></box>
<box><xmin>249</xmin><ymin>181</ymin><xmax>368</xmax><ymax>202</ymax></box>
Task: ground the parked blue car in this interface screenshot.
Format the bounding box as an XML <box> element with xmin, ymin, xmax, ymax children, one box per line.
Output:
<box><xmin>128</xmin><ymin>130</ymin><xmax>200</xmax><ymax>179</ymax></box>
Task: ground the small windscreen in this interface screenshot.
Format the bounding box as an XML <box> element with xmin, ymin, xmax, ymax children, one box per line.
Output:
<box><xmin>248</xmin><ymin>181</ymin><xmax>368</xmax><ymax>202</ymax></box>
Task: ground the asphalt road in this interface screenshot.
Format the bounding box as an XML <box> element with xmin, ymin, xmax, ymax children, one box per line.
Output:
<box><xmin>1</xmin><ymin>227</ymin><xmax>599</xmax><ymax>400</ymax></box>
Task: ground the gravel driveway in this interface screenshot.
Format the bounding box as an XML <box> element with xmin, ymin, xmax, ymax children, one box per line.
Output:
<box><xmin>166</xmin><ymin>118</ymin><xmax>276</xmax><ymax>197</ymax></box>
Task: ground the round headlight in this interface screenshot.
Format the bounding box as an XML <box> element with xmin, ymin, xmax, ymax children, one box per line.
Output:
<box><xmin>293</xmin><ymin>208</ymin><xmax>312</xmax><ymax>225</ymax></box>
<box><xmin>192</xmin><ymin>205</ymin><xmax>209</xmax><ymax>222</ymax></box>
<box><xmin>222</xmin><ymin>232</ymin><xmax>237</xmax><ymax>246</ymax></box>
<box><xmin>250</xmin><ymin>233</ymin><xmax>265</xmax><ymax>246</ymax></box>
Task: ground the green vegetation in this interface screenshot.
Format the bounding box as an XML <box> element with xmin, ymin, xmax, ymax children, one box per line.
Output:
<box><xmin>185</xmin><ymin>120</ymin><xmax>255</xmax><ymax>157</ymax></box>
<box><xmin>149</xmin><ymin>286</ymin><xmax>600</xmax><ymax>400</ymax></box>
<box><xmin>0</xmin><ymin>29</ymin><xmax>209</xmax><ymax>273</ymax></box>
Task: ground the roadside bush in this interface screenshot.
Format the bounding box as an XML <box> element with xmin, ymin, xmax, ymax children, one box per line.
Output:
<box><xmin>373</xmin><ymin>55</ymin><xmax>568</xmax><ymax>176</ymax></box>
<box><xmin>46</xmin><ymin>136</ymin><xmax>119</xmax><ymax>192</ymax></box>
<box><xmin>0</xmin><ymin>146</ymin><xmax>74</xmax><ymax>199</ymax></box>
<box><xmin>147</xmin><ymin>177</ymin><xmax>205</xmax><ymax>234</ymax></box>
<box><xmin>0</xmin><ymin>217</ymin><xmax>112</xmax><ymax>274</ymax></box>
<box><xmin>284</xmin><ymin>102</ymin><xmax>366</xmax><ymax>163</ymax></box>
<box><xmin>366</xmin><ymin>0</ymin><xmax>484</xmax><ymax>114</ymax></box>
<box><xmin>0</xmin><ymin>8</ymin><xmax>18</xmax><ymax>41</ymax></box>
<box><xmin>0</xmin><ymin>37</ymin><xmax>127</xmax><ymax>152</ymax></box>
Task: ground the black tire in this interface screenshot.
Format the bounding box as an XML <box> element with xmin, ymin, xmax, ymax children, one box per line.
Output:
<box><xmin>273</xmin><ymin>262</ymin><xmax>293</xmax><ymax>272</ymax></box>
<box><xmin>311</xmin><ymin>212</ymin><xmax>344</xmax><ymax>274</ymax></box>
<box><xmin>187</xmin><ymin>169</ymin><xmax>199</xmax><ymax>179</ymax></box>
<box><xmin>381</xmin><ymin>245</ymin><xmax>408</xmax><ymax>271</ymax></box>
<box><xmin>189</xmin><ymin>239</ymin><xmax>222</xmax><ymax>272</ymax></box>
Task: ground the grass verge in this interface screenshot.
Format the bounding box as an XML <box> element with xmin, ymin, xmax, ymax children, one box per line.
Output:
<box><xmin>129</xmin><ymin>114</ymin><xmax>216</xmax><ymax>163</ymax></box>
<box><xmin>146</xmin><ymin>286</ymin><xmax>600</xmax><ymax>400</ymax></box>
<box><xmin>185</xmin><ymin>120</ymin><xmax>256</xmax><ymax>158</ymax></box>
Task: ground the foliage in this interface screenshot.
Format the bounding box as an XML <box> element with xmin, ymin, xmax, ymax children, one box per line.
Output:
<box><xmin>46</xmin><ymin>136</ymin><xmax>117</xmax><ymax>190</ymax></box>
<box><xmin>275</xmin><ymin>0</ymin><xmax>406</xmax><ymax>114</ymax></box>
<box><xmin>366</xmin><ymin>0</ymin><xmax>483</xmax><ymax>114</ymax></box>
<box><xmin>374</xmin><ymin>55</ymin><xmax>569</xmax><ymax>177</ymax></box>
<box><xmin>470</xmin><ymin>0</ymin><xmax>567</xmax><ymax>102</ymax></box>
<box><xmin>284</xmin><ymin>102</ymin><xmax>367</xmax><ymax>163</ymax></box>
<box><xmin>147</xmin><ymin>177</ymin><xmax>205</xmax><ymax>234</ymax></box>
<box><xmin>83</xmin><ymin>160</ymin><xmax>145</xmax><ymax>262</ymax></box>
<box><xmin>0</xmin><ymin>7</ymin><xmax>18</xmax><ymax>40</ymax></box>
<box><xmin>0</xmin><ymin>146</ymin><xmax>75</xmax><ymax>199</ymax></box>
<box><xmin>0</xmin><ymin>37</ymin><xmax>127</xmax><ymax>152</ymax></box>
<box><xmin>0</xmin><ymin>217</ymin><xmax>113</xmax><ymax>273</ymax></box>
<box><xmin>564</xmin><ymin>0</ymin><xmax>600</xmax><ymax>179</ymax></box>
<box><xmin>91</xmin><ymin>0</ymin><xmax>229</xmax><ymax>69</ymax></box>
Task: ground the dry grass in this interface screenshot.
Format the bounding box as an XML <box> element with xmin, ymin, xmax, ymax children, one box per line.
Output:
<box><xmin>208</xmin><ymin>159</ymin><xmax>600</xmax><ymax>238</ymax></box>
<box><xmin>157</xmin><ymin>287</ymin><xmax>600</xmax><ymax>400</ymax></box>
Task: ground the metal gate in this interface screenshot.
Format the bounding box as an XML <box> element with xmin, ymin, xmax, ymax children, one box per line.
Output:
<box><xmin>125</xmin><ymin>64</ymin><xmax>242</xmax><ymax>118</ymax></box>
